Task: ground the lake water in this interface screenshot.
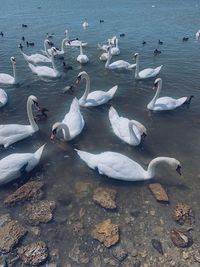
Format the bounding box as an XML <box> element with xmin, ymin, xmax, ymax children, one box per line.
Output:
<box><xmin>0</xmin><ymin>0</ymin><xmax>200</xmax><ymax>266</ymax></box>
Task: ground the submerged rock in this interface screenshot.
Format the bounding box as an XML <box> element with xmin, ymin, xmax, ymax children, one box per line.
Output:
<box><xmin>0</xmin><ymin>220</ymin><xmax>27</xmax><ymax>253</ymax></box>
<box><xmin>17</xmin><ymin>241</ymin><xmax>48</xmax><ymax>266</ymax></box>
<box><xmin>148</xmin><ymin>183</ymin><xmax>169</xmax><ymax>202</ymax></box>
<box><xmin>93</xmin><ymin>187</ymin><xmax>117</xmax><ymax>209</ymax></box>
<box><xmin>75</xmin><ymin>182</ymin><xmax>92</xmax><ymax>197</ymax></box>
<box><xmin>91</xmin><ymin>219</ymin><xmax>119</xmax><ymax>248</ymax></box>
<box><xmin>4</xmin><ymin>181</ymin><xmax>44</xmax><ymax>206</ymax></box>
<box><xmin>172</xmin><ymin>203</ymin><xmax>195</xmax><ymax>225</ymax></box>
<box><xmin>151</xmin><ymin>239</ymin><xmax>164</xmax><ymax>255</ymax></box>
<box><xmin>69</xmin><ymin>243</ymin><xmax>89</xmax><ymax>264</ymax></box>
<box><xmin>25</xmin><ymin>200</ymin><xmax>56</xmax><ymax>225</ymax></box>
<box><xmin>170</xmin><ymin>228</ymin><xmax>193</xmax><ymax>248</ymax></box>
<box><xmin>0</xmin><ymin>214</ymin><xmax>11</xmax><ymax>227</ymax></box>
<box><xmin>112</xmin><ymin>245</ymin><xmax>128</xmax><ymax>261</ymax></box>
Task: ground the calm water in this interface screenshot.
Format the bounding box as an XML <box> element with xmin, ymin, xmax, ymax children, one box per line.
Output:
<box><xmin>0</xmin><ymin>0</ymin><xmax>200</xmax><ymax>265</ymax></box>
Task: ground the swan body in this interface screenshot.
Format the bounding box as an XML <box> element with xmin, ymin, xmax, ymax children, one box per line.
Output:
<box><xmin>134</xmin><ymin>53</ymin><xmax>162</xmax><ymax>79</ymax></box>
<box><xmin>28</xmin><ymin>48</ymin><xmax>61</xmax><ymax>78</ymax></box>
<box><xmin>109</xmin><ymin>106</ymin><xmax>147</xmax><ymax>146</ymax></box>
<box><xmin>0</xmin><ymin>57</ymin><xmax>17</xmax><ymax>85</ymax></box>
<box><xmin>82</xmin><ymin>18</ymin><xmax>89</xmax><ymax>28</ymax></box>
<box><xmin>0</xmin><ymin>89</ymin><xmax>8</xmax><ymax>107</ymax></box>
<box><xmin>147</xmin><ymin>78</ymin><xmax>188</xmax><ymax>111</ymax></box>
<box><xmin>51</xmin><ymin>98</ymin><xmax>85</xmax><ymax>141</ymax></box>
<box><xmin>99</xmin><ymin>52</ymin><xmax>109</xmax><ymax>61</ymax></box>
<box><xmin>0</xmin><ymin>144</ymin><xmax>45</xmax><ymax>185</ymax></box>
<box><xmin>65</xmin><ymin>29</ymin><xmax>87</xmax><ymax>47</ymax></box>
<box><xmin>77</xmin><ymin>42</ymin><xmax>89</xmax><ymax>64</ymax></box>
<box><xmin>76</xmin><ymin>71</ymin><xmax>118</xmax><ymax>107</ymax></box>
<box><xmin>110</xmin><ymin>38</ymin><xmax>120</xmax><ymax>56</ymax></box>
<box><xmin>196</xmin><ymin>30</ymin><xmax>200</xmax><ymax>40</ymax></box>
<box><xmin>0</xmin><ymin>95</ymin><xmax>40</xmax><ymax>148</ymax></box>
<box><xmin>19</xmin><ymin>40</ymin><xmax>51</xmax><ymax>64</ymax></box>
<box><xmin>76</xmin><ymin>150</ymin><xmax>181</xmax><ymax>181</ymax></box>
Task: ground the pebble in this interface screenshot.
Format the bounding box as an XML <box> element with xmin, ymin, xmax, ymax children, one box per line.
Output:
<box><xmin>170</xmin><ymin>228</ymin><xmax>193</xmax><ymax>248</ymax></box>
<box><xmin>149</xmin><ymin>183</ymin><xmax>169</xmax><ymax>202</ymax></box>
<box><xmin>151</xmin><ymin>239</ymin><xmax>164</xmax><ymax>255</ymax></box>
<box><xmin>172</xmin><ymin>203</ymin><xmax>195</xmax><ymax>225</ymax></box>
<box><xmin>112</xmin><ymin>245</ymin><xmax>128</xmax><ymax>261</ymax></box>
<box><xmin>93</xmin><ymin>187</ymin><xmax>117</xmax><ymax>209</ymax></box>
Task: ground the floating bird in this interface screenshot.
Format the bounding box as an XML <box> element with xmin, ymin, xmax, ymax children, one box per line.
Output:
<box><xmin>196</xmin><ymin>30</ymin><xmax>200</xmax><ymax>40</ymax></box>
<box><xmin>63</xmin><ymin>62</ymin><xmax>73</xmax><ymax>71</ymax></box>
<box><xmin>77</xmin><ymin>42</ymin><xmax>89</xmax><ymax>64</ymax></box>
<box><xmin>65</xmin><ymin>29</ymin><xmax>87</xmax><ymax>47</ymax></box>
<box><xmin>18</xmin><ymin>43</ymin><xmax>23</xmax><ymax>49</ymax></box>
<box><xmin>120</xmin><ymin>33</ymin><xmax>125</xmax><ymax>37</ymax></box>
<box><xmin>182</xmin><ymin>37</ymin><xmax>189</xmax><ymax>42</ymax></box>
<box><xmin>100</xmin><ymin>20</ymin><xmax>104</xmax><ymax>23</ymax></box>
<box><xmin>0</xmin><ymin>32</ymin><xmax>4</xmax><ymax>37</ymax></box>
<box><xmin>142</xmin><ymin>41</ymin><xmax>146</xmax><ymax>45</ymax></box>
<box><xmin>82</xmin><ymin>18</ymin><xmax>89</xmax><ymax>28</ymax></box>
<box><xmin>0</xmin><ymin>57</ymin><xmax>18</xmax><ymax>85</ymax></box>
<box><xmin>22</xmin><ymin>36</ymin><xmax>25</xmax><ymax>41</ymax></box>
<box><xmin>158</xmin><ymin>39</ymin><xmax>163</xmax><ymax>45</ymax></box>
<box><xmin>0</xmin><ymin>89</ymin><xmax>8</xmax><ymax>108</ymax></box>
<box><xmin>22</xmin><ymin>24</ymin><xmax>27</xmax><ymax>27</ymax></box>
<box><xmin>154</xmin><ymin>49</ymin><xmax>161</xmax><ymax>55</ymax></box>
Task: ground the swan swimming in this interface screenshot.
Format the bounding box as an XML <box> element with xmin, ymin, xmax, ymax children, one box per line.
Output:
<box><xmin>196</xmin><ymin>30</ymin><xmax>200</xmax><ymax>40</ymax></box>
<box><xmin>75</xmin><ymin>149</ymin><xmax>182</xmax><ymax>181</ymax></box>
<box><xmin>100</xmin><ymin>39</ymin><xmax>120</xmax><ymax>61</ymax></box>
<box><xmin>77</xmin><ymin>42</ymin><xmax>89</xmax><ymax>64</ymax></box>
<box><xmin>65</xmin><ymin>29</ymin><xmax>87</xmax><ymax>47</ymax></box>
<box><xmin>147</xmin><ymin>78</ymin><xmax>193</xmax><ymax>111</ymax></box>
<box><xmin>0</xmin><ymin>57</ymin><xmax>18</xmax><ymax>85</ymax></box>
<box><xmin>0</xmin><ymin>144</ymin><xmax>45</xmax><ymax>185</ymax></box>
<box><xmin>82</xmin><ymin>18</ymin><xmax>89</xmax><ymax>28</ymax></box>
<box><xmin>76</xmin><ymin>71</ymin><xmax>118</xmax><ymax>107</ymax></box>
<box><xmin>0</xmin><ymin>95</ymin><xmax>41</xmax><ymax>148</ymax></box>
<box><xmin>109</xmin><ymin>106</ymin><xmax>147</xmax><ymax>146</ymax></box>
<box><xmin>134</xmin><ymin>53</ymin><xmax>162</xmax><ymax>79</ymax></box>
<box><xmin>0</xmin><ymin>89</ymin><xmax>8</xmax><ymax>108</ymax></box>
<box><xmin>51</xmin><ymin>98</ymin><xmax>85</xmax><ymax>141</ymax></box>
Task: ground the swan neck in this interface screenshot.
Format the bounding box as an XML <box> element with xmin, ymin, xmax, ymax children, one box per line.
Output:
<box><xmin>27</xmin><ymin>98</ymin><xmax>38</xmax><ymax>131</ymax></box>
<box><xmin>80</xmin><ymin>44</ymin><xmax>83</xmax><ymax>55</ymax></box>
<box><xmin>135</xmin><ymin>56</ymin><xmax>139</xmax><ymax>78</ymax></box>
<box><xmin>61</xmin><ymin>37</ymin><xmax>67</xmax><ymax>52</ymax></box>
<box><xmin>44</xmin><ymin>41</ymin><xmax>50</xmax><ymax>57</ymax></box>
<box><xmin>128</xmin><ymin>121</ymin><xmax>140</xmax><ymax>144</ymax></box>
<box><xmin>58</xmin><ymin>123</ymin><xmax>71</xmax><ymax>140</ymax></box>
<box><xmin>146</xmin><ymin>157</ymin><xmax>170</xmax><ymax>179</ymax></box>
<box><xmin>12</xmin><ymin>63</ymin><xmax>17</xmax><ymax>83</ymax></box>
<box><xmin>51</xmin><ymin>53</ymin><xmax>57</xmax><ymax>70</ymax></box>
<box><xmin>105</xmin><ymin>49</ymin><xmax>111</xmax><ymax>68</ymax></box>
<box><xmin>81</xmin><ymin>74</ymin><xmax>90</xmax><ymax>102</ymax></box>
<box><xmin>150</xmin><ymin>81</ymin><xmax>162</xmax><ymax>108</ymax></box>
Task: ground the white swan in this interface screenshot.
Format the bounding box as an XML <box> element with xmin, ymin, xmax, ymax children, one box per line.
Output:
<box><xmin>196</xmin><ymin>30</ymin><xmax>200</xmax><ymax>40</ymax></box>
<box><xmin>77</xmin><ymin>42</ymin><xmax>89</xmax><ymax>64</ymax></box>
<box><xmin>76</xmin><ymin>71</ymin><xmax>118</xmax><ymax>107</ymax></box>
<box><xmin>75</xmin><ymin>150</ymin><xmax>182</xmax><ymax>181</ymax></box>
<box><xmin>105</xmin><ymin>47</ymin><xmax>136</xmax><ymax>70</ymax></box>
<box><xmin>45</xmin><ymin>36</ymin><xmax>68</xmax><ymax>58</ymax></box>
<box><xmin>0</xmin><ymin>57</ymin><xmax>17</xmax><ymax>85</ymax></box>
<box><xmin>98</xmin><ymin>36</ymin><xmax>117</xmax><ymax>51</ymax></box>
<box><xmin>28</xmin><ymin>48</ymin><xmax>61</xmax><ymax>78</ymax></box>
<box><xmin>134</xmin><ymin>53</ymin><xmax>162</xmax><ymax>80</ymax></box>
<box><xmin>65</xmin><ymin>29</ymin><xmax>87</xmax><ymax>47</ymax></box>
<box><xmin>0</xmin><ymin>95</ymin><xmax>40</xmax><ymax>148</ymax></box>
<box><xmin>147</xmin><ymin>78</ymin><xmax>193</xmax><ymax>111</ymax></box>
<box><xmin>19</xmin><ymin>40</ymin><xmax>51</xmax><ymax>64</ymax></box>
<box><xmin>0</xmin><ymin>89</ymin><xmax>8</xmax><ymax>108</ymax></box>
<box><xmin>82</xmin><ymin>18</ymin><xmax>89</xmax><ymax>28</ymax></box>
<box><xmin>51</xmin><ymin>98</ymin><xmax>85</xmax><ymax>141</ymax></box>
<box><xmin>0</xmin><ymin>144</ymin><xmax>45</xmax><ymax>185</ymax></box>
<box><xmin>99</xmin><ymin>39</ymin><xmax>120</xmax><ymax>61</ymax></box>
<box><xmin>109</xmin><ymin>106</ymin><xmax>147</xmax><ymax>146</ymax></box>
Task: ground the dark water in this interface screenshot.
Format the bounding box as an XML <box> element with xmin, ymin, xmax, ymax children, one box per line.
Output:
<box><xmin>0</xmin><ymin>0</ymin><xmax>200</xmax><ymax>266</ymax></box>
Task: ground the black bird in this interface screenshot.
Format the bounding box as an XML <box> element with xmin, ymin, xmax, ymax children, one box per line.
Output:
<box><xmin>18</xmin><ymin>43</ymin><xmax>23</xmax><ymax>49</ymax></box>
<box><xmin>154</xmin><ymin>49</ymin><xmax>161</xmax><ymax>55</ymax></box>
<box><xmin>22</xmin><ymin>36</ymin><xmax>25</xmax><ymax>41</ymax></box>
<box><xmin>29</xmin><ymin>42</ymin><xmax>35</xmax><ymax>46</ymax></box>
<box><xmin>100</xmin><ymin>19</ymin><xmax>104</xmax><ymax>23</ymax></box>
<box><xmin>142</xmin><ymin>41</ymin><xmax>146</xmax><ymax>45</ymax></box>
<box><xmin>158</xmin><ymin>39</ymin><xmax>163</xmax><ymax>45</ymax></box>
<box><xmin>120</xmin><ymin>33</ymin><xmax>125</xmax><ymax>37</ymax></box>
<box><xmin>22</xmin><ymin>24</ymin><xmax>27</xmax><ymax>27</ymax></box>
<box><xmin>182</xmin><ymin>37</ymin><xmax>189</xmax><ymax>42</ymax></box>
<box><xmin>63</xmin><ymin>62</ymin><xmax>73</xmax><ymax>71</ymax></box>
<box><xmin>0</xmin><ymin>32</ymin><xmax>4</xmax><ymax>37</ymax></box>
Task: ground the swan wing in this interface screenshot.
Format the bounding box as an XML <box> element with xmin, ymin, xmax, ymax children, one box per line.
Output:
<box><xmin>0</xmin><ymin>74</ymin><xmax>14</xmax><ymax>84</ymax></box>
<box><xmin>139</xmin><ymin>65</ymin><xmax>162</xmax><ymax>79</ymax></box>
<box><xmin>28</xmin><ymin>53</ymin><xmax>51</xmax><ymax>63</ymax></box>
<box><xmin>84</xmin><ymin>91</ymin><xmax>111</xmax><ymax>106</ymax></box>
<box><xmin>0</xmin><ymin>89</ymin><xmax>8</xmax><ymax>106</ymax></box>
<box><xmin>28</xmin><ymin>63</ymin><xmax>57</xmax><ymax>77</ymax></box>
<box><xmin>108</xmin><ymin>60</ymin><xmax>130</xmax><ymax>69</ymax></box>
<box><xmin>154</xmin><ymin>97</ymin><xmax>186</xmax><ymax>110</ymax></box>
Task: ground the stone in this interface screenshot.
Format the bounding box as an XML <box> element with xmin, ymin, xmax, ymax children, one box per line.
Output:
<box><xmin>112</xmin><ymin>245</ymin><xmax>128</xmax><ymax>261</ymax></box>
<box><xmin>92</xmin><ymin>256</ymin><xmax>101</xmax><ymax>267</ymax></box>
<box><xmin>0</xmin><ymin>214</ymin><xmax>11</xmax><ymax>227</ymax></box>
<box><xmin>131</xmin><ymin>249</ymin><xmax>138</xmax><ymax>257</ymax></box>
<box><xmin>182</xmin><ymin>251</ymin><xmax>190</xmax><ymax>260</ymax></box>
<box><xmin>91</xmin><ymin>219</ymin><xmax>119</xmax><ymax>248</ymax></box>
<box><xmin>4</xmin><ymin>181</ymin><xmax>44</xmax><ymax>206</ymax></box>
<box><xmin>172</xmin><ymin>203</ymin><xmax>195</xmax><ymax>225</ymax></box>
<box><xmin>69</xmin><ymin>243</ymin><xmax>89</xmax><ymax>264</ymax></box>
<box><xmin>170</xmin><ymin>228</ymin><xmax>193</xmax><ymax>248</ymax></box>
<box><xmin>151</xmin><ymin>239</ymin><xmax>164</xmax><ymax>255</ymax></box>
<box><xmin>30</xmin><ymin>226</ymin><xmax>41</xmax><ymax>236</ymax></box>
<box><xmin>0</xmin><ymin>220</ymin><xmax>27</xmax><ymax>253</ymax></box>
<box><xmin>93</xmin><ymin>187</ymin><xmax>117</xmax><ymax>209</ymax></box>
<box><xmin>148</xmin><ymin>183</ymin><xmax>169</xmax><ymax>202</ymax></box>
<box><xmin>17</xmin><ymin>241</ymin><xmax>48</xmax><ymax>266</ymax></box>
<box><xmin>194</xmin><ymin>252</ymin><xmax>200</xmax><ymax>263</ymax></box>
<box><xmin>72</xmin><ymin>222</ymin><xmax>84</xmax><ymax>235</ymax></box>
<box><xmin>75</xmin><ymin>182</ymin><xmax>92</xmax><ymax>197</ymax></box>
<box><xmin>25</xmin><ymin>200</ymin><xmax>56</xmax><ymax>225</ymax></box>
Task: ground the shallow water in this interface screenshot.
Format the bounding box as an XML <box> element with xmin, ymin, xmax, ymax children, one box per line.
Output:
<box><xmin>0</xmin><ymin>0</ymin><xmax>200</xmax><ymax>266</ymax></box>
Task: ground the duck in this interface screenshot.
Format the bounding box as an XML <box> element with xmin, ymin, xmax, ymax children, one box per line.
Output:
<box><xmin>65</xmin><ymin>29</ymin><xmax>87</xmax><ymax>47</ymax></box>
<box><xmin>147</xmin><ymin>78</ymin><xmax>194</xmax><ymax>111</ymax></box>
<box><xmin>196</xmin><ymin>30</ymin><xmax>200</xmax><ymax>40</ymax></box>
<box><xmin>0</xmin><ymin>32</ymin><xmax>4</xmax><ymax>37</ymax></box>
<box><xmin>182</xmin><ymin>37</ymin><xmax>189</xmax><ymax>42</ymax></box>
<box><xmin>142</xmin><ymin>41</ymin><xmax>146</xmax><ymax>45</ymax></box>
<box><xmin>0</xmin><ymin>89</ymin><xmax>8</xmax><ymax>108</ymax></box>
<box><xmin>158</xmin><ymin>39</ymin><xmax>163</xmax><ymax>45</ymax></box>
<box><xmin>77</xmin><ymin>42</ymin><xmax>89</xmax><ymax>64</ymax></box>
<box><xmin>134</xmin><ymin>53</ymin><xmax>162</xmax><ymax>80</ymax></box>
<box><xmin>120</xmin><ymin>33</ymin><xmax>125</xmax><ymax>37</ymax></box>
<box><xmin>19</xmin><ymin>40</ymin><xmax>51</xmax><ymax>64</ymax></box>
<box><xmin>51</xmin><ymin>98</ymin><xmax>85</xmax><ymax>141</ymax></box>
<box><xmin>75</xmin><ymin>149</ymin><xmax>182</xmax><ymax>181</ymax></box>
<box><xmin>22</xmin><ymin>24</ymin><xmax>28</xmax><ymax>27</ymax></box>
<box><xmin>154</xmin><ymin>49</ymin><xmax>161</xmax><ymax>55</ymax></box>
<box><xmin>0</xmin><ymin>144</ymin><xmax>45</xmax><ymax>185</ymax></box>
<box><xmin>100</xmin><ymin>19</ymin><xmax>104</xmax><ymax>23</ymax></box>
<box><xmin>109</xmin><ymin>106</ymin><xmax>147</xmax><ymax>146</ymax></box>
<box><xmin>82</xmin><ymin>18</ymin><xmax>89</xmax><ymax>28</ymax></box>
<box><xmin>0</xmin><ymin>95</ymin><xmax>41</xmax><ymax>148</ymax></box>
<box><xmin>28</xmin><ymin>48</ymin><xmax>61</xmax><ymax>78</ymax></box>
<box><xmin>0</xmin><ymin>57</ymin><xmax>18</xmax><ymax>85</ymax></box>
<box><xmin>76</xmin><ymin>71</ymin><xmax>118</xmax><ymax>107</ymax></box>
<box><xmin>105</xmin><ymin>47</ymin><xmax>136</xmax><ymax>70</ymax></box>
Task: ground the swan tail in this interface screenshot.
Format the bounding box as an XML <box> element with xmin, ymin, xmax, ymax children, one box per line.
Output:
<box><xmin>155</xmin><ymin>65</ymin><xmax>163</xmax><ymax>74</ymax></box>
<box><xmin>127</xmin><ymin>63</ymin><xmax>137</xmax><ymax>69</ymax></box>
<box><xmin>108</xmin><ymin>106</ymin><xmax>119</xmax><ymax>122</ymax></box>
<box><xmin>182</xmin><ymin>95</ymin><xmax>194</xmax><ymax>109</ymax></box>
<box><xmin>107</xmin><ymin>85</ymin><xmax>118</xmax><ymax>98</ymax></box>
<box><xmin>34</xmin><ymin>144</ymin><xmax>46</xmax><ymax>161</ymax></box>
<box><xmin>75</xmin><ymin>149</ymin><xmax>97</xmax><ymax>170</ymax></box>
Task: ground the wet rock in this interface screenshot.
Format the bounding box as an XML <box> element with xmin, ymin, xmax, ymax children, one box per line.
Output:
<box><xmin>151</xmin><ymin>239</ymin><xmax>164</xmax><ymax>255</ymax></box>
<box><xmin>104</xmin><ymin>258</ymin><xmax>117</xmax><ymax>266</ymax></box>
<box><xmin>93</xmin><ymin>187</ymin><xmax>117</xmax><ymax>209</ymax></box>
<box><xmin>182</xmin><ymin>251</ymin><xmax>190</xmax><ymax>260</ymax></box>
<box><xmin>30</xmin><ymin>226</ymin><xmax>41</xmax><ymax>236</ymax></box>
<box><xmin>172</xmin><ymin>203</ymin><xmax>195</xmax><ymax>225</ymax></box>
<box><xmin>0</xmin><ymin>214</ymin><xmax>11</xmax><ymax>227</ymax></box>
<box><xmin>112</xmin><ymin>245</ymin><xmax>128</xmax><ymax>261</ymax></box>
<box><xmin>74</xmin><ymin>182</ymin><xmax>92</xmax><ymax>197</ymax></box>
<box><xmin>91</xmin><ymin>219</ymin><xmax>119</xmax><ymax>248</ymax></box>
<box><xmin>148</xmin><ymin>183</ymin><xmax>169</xmax><ymax>202</ymax></box>
<box><xmin>72</xmin><ymin>222</ymin><xmax>84</xmax><ymax>235</ymax></box>
<box><xmin>17</xmin><ymin>241</ymin><xmax>48</xmax><ymax>266</ymax></box>
<box><xmin>170</xmin><ymin>228</ymin><xmax>193</xmax><ymax>248</ymax></box>
<box><xmin>194</xmin><ymin>252</ymin><xmax>200</xmax><ymax>263</ymax></box>
<box><xmin>25</xmin><ymin>200</ymin><xmax>56</xmax><ymax>225</ymax></box>
<box><xmin>69</xmin><ymin>243</ymin><xmax>89</xmax><ymax>264</ymax></box>
<box><xmin>4</xmin><ymin>181</ymin><xmax>44</xmax><ymax>206</ymax></box>
<box><xmin>50</xmin><ymin>248</ymin><xmax>59</xmax><ymax>261</ymax></box>
<box><xmin>0</xmin><ymin>220</ymin><xmax>27</xmax><ymax>253</ymax></box>
<box><xmin>130</xmin><ymin>208</ymin><xmax>140</xmax><ymax>218</ymax></box>
<box><xmin>92</xmin><ymin>256</ymin><xmax>101</xmax><ymax>267</ymax></box>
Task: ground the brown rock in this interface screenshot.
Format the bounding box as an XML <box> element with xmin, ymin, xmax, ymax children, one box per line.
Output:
<box><xmin>149</xmin><ymin>183</ymin><xmax>169</xmax><ymax>202</ymax></box>
<box><xmin>72</xmin><ymin>222</ymin><xmax>84</xmax><ymax>235</ymax></box>
<box><xmin>74</xmin><ymin>182</ymin><xmax>92</xmax><ymax>197</ymax></box>
<box><xmin>93</xmin><ymin>187</ymin><xmax>117</xmax><ymax>209</ymax></box>
<box><xmin>0</xmin><ymin>220</ymin><xmax>27</xmax><ymax>253</ymax></box>
<box><xmin>170</xmin><ymin>228</ymin><xmax>193</xmax><ymax>248</ymax></box>
<box><xmin>4</xmin><ymin>181</ymin><xmax>44</xmax><ymax>206</ymax></box>
<box><xmin>25</xmin><ymin>200</ymin><xmax>56</xmax><ymax>225</ymax></box>
<box><xmin>91</xmin><ymin>219</ymin><xmax>119</xmax><ymax>248</ymax></box>
<box><xmin>17</xmin><ymin>241</ymin><xmax>48</xmax><ymax>266</ymax></box>
<box><xmin>30</xmin><ymin>226</ymin><xmax>41</xmax><ymax>236</ymax></box>
<box><xmin>172</xmin><ymin>203</ymin><xmax>195</xmax><ymax>225</ymax></box>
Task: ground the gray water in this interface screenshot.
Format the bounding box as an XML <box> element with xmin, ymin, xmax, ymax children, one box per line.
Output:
<box><xmin>0</xmin><ymin>0</ymin><xmax>200</xmax><ymax>266</ymax></box>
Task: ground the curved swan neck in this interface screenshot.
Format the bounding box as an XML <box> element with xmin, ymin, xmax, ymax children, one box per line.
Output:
<box><xmin>61</xmin><ymin>37</ymin><xmax>68</xmax><ymax>52</ymax></box>
<box><xmin>146</xmin><ymin>157</ymin><xmax>172</xmax><ymax>179</ymax></box>
<box><xmin>128</xmin><ymin>121</ymin><xmax>140</xmax><ymax>144</ymax></box>
<box><xmin>80</xmin><ymin>43</ymin><xmax>83</xmax><ymax>55</ymax></box>
<box><xmin>149</xmin><ymin>80</ymin><xmax>162</xmax><ymax>109</ymax></box>
<box><xmin>135</xmin><ymin>55</ymin><xmax>139</xmax><ymax>78</ymax></box>
<box><xmin>44</xmin><ymin>40</ymin><xmax>50</xmax><ymax>57</ymax></box>
<box><xmin>65</xmin><ymin>30</ymin><xmax>69</xmax><ymax>41</ymax></box>
<box><xmin>12</xmin><ymin>62</ymin><xmax>17</xmax><ymax>83</ymax></box>
<box><xmin>81</xmin><ymin>73</ymin><xmax>90</xmax><ymax>102</ymax></box>
<box><xmin>105</xmin><ymin>48</ymin><xmax>111</xmax><ymax>68</ymax></box>
<box><xmin>50</xmin><ymin>52</ymin><xmax>57</xmax><ymax>70</ymax></box>
<box><xmin>27</xmin><ymin>98</ymin><xmax>38</xmax><ymax>131</ymax></box>
<box><xmin>58</xmin><ymin>123</ymin><xmax>71</xmax><ymax>140</ymax></box>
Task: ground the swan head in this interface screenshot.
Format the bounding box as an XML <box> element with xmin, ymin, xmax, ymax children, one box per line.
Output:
<box><xmin>10</xmin><ymin>57</ymin><xmax>16</xmax><ymax>64</ymax></box>
<box><xmin>76</xmin><ymin>71</ymin><xmax>87</xmax><ymax>84</ymax></box>
<box><xmin>29</xmin><ymin>95</ymin><xmax>40</xmax><ymax>109</ymax></box>
<box><xmin>168</xmin><ymin>158</ymin><xmax>182</xmax><ymax>175</ymax></box>
<box><xmin>51</xmin><ymin>122</ymin><xmax>62</xmax><ymax>140</ymax></box>
<box><xmin>133</xmin><ymin>53</ymin><xmax>139</xmax><ymax>60</ymax></box>
<box><xmin>153</xmin><ymin>78</ymin><xmax>162</xmax><ymax>90</ymax></box>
